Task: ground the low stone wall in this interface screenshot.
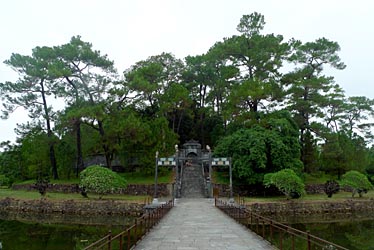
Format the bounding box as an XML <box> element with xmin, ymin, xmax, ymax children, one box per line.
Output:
<box><xmin>246</xmin><ymin>199</ymin><xmax>374</xmax><ymax>216</ymax></box>
<box><xmin>213</xmin><ymin>183</ymin><xmax>353</xmax><ymax>196</ymax></box>
<box><xmin>0</xmin><ymin>197</ymin><xmax>144</xmax><ymax>216</ymax></box>
<box><xmin>12</xmin><ymin>183</ymin><xmax>173</xmax><ymax>197</ymax></box>
<box><xmin>213</xmin><ymin>183</ymin><xmax>282</xmax><ymax>197</ymax></box>
<box><xmin>305</xmin><ymin>184</ymin><xmax>353</xmax><ymax>194</ymax></box>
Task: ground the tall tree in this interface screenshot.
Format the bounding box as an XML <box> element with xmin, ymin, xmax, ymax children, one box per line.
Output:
<box><xmin>159</xmin><ymin>83</ymin><xmax>192</xmax><ymax>135</ymax></box>
<box><xmin>218</xmin><ymin>12</ymin><xmax>290</xmax><ymax>122</ymax></box>
<box><xmin>183</xmin><ymin>54</ymin><xmax>212</xmax><ymax>145</ymax></box>
<box><xmin>284</xmin><ymin>37</ymin><xmax>346</xmax><ymax>169</ymax></box>
<box><xmin>55</xmin><ymin>36</ymin><xmax>117</xmax><ymax>170</ymax></box>
<box><xmin>0</xmin><ymin>46</ymin><xmax>61</xmax><ymax>179</ymax></box>
<box><xmin>320</xmin><ymin>132</ymin><xmax>369</xmax><ymax>178</ymax></box>
<box><xmin>340</xmin><ymin>96</ymin><xmax>374</xmax><ymax>140</ymax></box>
<box><xmin>124</xmin><ymin>52</ymin><xmax>184</xmax><ymax>116</ymax></box>
<box><xmin>123</xmin><ymin>53</ymin><xmax>184</xmax><ymax>147</ymax></box>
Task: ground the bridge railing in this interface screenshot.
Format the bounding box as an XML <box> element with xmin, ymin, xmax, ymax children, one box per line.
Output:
<box><xmin>215</xmin><ymin>198</ymin><xmax>349</xmax><ymax>250</ymax></box>
<box><xmin>83</xmin><ymin>199</ymin><xmax>174</xmax><ymax>250</ymax></box>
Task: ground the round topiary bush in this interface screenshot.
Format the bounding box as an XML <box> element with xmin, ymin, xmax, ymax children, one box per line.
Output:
<box><xmin>79</xmin><ymin>165</ymin><xmax>127</xmax><ymax>198</ymax></box>
<box><xmin>341</xmin><ymin>170</ymin><xmax>373</xmax><ymax>197</ymax></box>
<box><xmin>264</xmin><ymin>169</ymin><xmax>305</xmax><ymax>199</ymax></box>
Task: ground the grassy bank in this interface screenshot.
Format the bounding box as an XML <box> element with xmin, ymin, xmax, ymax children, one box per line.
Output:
<box><xmin>0</xmin><ymin>188</ymin><xmax>151</xmax><ymax>203</ymax></box>
<box><xmin>242</xmin><ymin>190</ymin><xmax>374</xmax><ymax>203</ymax></box>
<box><xmin>14</xmin><ymin>170</ymin><xmax>174</xmax><ymax>186</ymax></box>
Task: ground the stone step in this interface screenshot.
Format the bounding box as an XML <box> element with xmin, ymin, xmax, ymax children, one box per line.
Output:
<box><xmin>181</xmin><ymin>163</ymin><xmax>206</xmax><ymax>198</ymax></box>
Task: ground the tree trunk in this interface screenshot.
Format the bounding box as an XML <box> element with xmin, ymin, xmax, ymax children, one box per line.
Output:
<box><xmin>75</xmin><ymin>120</ymin><xmax>84</xmax><ymax>176</ymax></box>
<box><xmin>40</xmin><ymin>80</ymin><xmax>58</xmax><ymax>179</ymax></box>
<box><xmin>98</xmin><ymin>120</ymin><xmax>112</xmax><ymax>169</ymax></box>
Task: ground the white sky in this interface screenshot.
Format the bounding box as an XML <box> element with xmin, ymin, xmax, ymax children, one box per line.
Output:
<box><xmin>0</xmin><ymin>0</ymin><xmax>373</xmax><ymax>143</ymax></box>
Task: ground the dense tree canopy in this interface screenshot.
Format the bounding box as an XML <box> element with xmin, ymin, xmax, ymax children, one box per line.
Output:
<box><xmin>214</xmin><ymin>110</ymin><xmax>302</xmax><ymax>184</ymax></box>
<box><xmin>1</xmin><ymin>12</ymin><xmax>373</xmax><ymax>186</ymax></box>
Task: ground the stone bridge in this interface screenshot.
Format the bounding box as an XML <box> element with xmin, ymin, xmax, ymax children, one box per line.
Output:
<box><xmin>134</xmin><ymin>198</ymin><xmax>274</xmax><ymax>250</ymax></box>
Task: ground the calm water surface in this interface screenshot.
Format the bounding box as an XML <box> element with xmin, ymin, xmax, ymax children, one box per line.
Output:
<box><xmin>0</xmin><ymin>212</ymin><xmax>373</xmax><ymax>249</ymax></box>
<box><xmin>271</xmin><ymin>213</ymin><xmax>374</xmax><ymax>250</ymax></box>
<box><xmin>0</xmin><ymin>212</ymin><xmax>132</xmax><ymax>250</ymax></box>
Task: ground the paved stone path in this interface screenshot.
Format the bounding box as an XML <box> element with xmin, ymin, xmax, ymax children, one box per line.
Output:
<box><xmin>134</xmin><ymin>198</ymin><xmax>275</xmax><ymax>250</ymax></box>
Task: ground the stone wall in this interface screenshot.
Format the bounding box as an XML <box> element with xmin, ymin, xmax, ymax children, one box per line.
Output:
<box><xmin>12</xmin><ymin>183</ymin><xmax>173</xmax><ymax>197</ymax></box>
<box><xmin>246</xmin><ymin>199</ymin><xmax>374</xmax><ymax>216</ymax></box>
<box><xmin>305</xmin><ymin>183</ymin><xmax>353</xmax><ymax>194</ymax></box>
<box><xmin>213</xmin><ymin>183</ymin><xmax>353</xmax><ymax>196</ymax></box>
<box><xmin>213</xmin><ymin>183</ymin><xmax>282</xmax><ymax>197</ymax></box>
<box><xmin>0</xmin><ymin>197</ymin><xmax>144</xmax><ymax>216</ymax></box>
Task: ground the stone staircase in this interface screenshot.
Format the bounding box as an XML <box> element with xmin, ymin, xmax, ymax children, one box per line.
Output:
<box><xmin>181</xmin><ymin>163</ymin><xmax>206</xmax><ymax>198</ymax></box>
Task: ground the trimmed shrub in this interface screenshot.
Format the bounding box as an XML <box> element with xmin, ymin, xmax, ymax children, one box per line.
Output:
<box><xmin>264</xmin><ymin>169</ymin><xmax>305</xmax><ymax>199</ymax></box>
<box><xmin>340</xmin><ymin>170</ymin><xmax>373</xmax><ymax>197</ymax></box>
<box><xmin>79</xmin><ymin>165</ymin><xmax>127</xmax><ymax>198</ymax></box>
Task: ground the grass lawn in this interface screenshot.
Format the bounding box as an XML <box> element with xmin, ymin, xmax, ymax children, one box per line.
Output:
<box><xmin>0</xmin><ymin>188</ymin><xmax>151</xmax><ymax>203</ymax></box>
<box><xmin>14</xmin><ymin>170</ymin><xmax>174</xmax><ymax>186</ymax></box>
<box><xmin>212</xmin><ymin>171</ymin><xmax>230</xmax><ymax>184</ymax></box>
<box><xmin>120</xmin><ymin>170</ymin><xmax>174</xmax><ymax>184</ymax></box>
<box><xmin>6</xmin><ymin>170</ymin><xmax>173</xmax><ymax>203</ymax></box>
<box><xmin>14</xmin><ymin>178</ymin><xmax>80</xmax><ymax>185</ymax></box>
<box><xmin>303</xmin><ymin>172</ymin><xmax>336</xmax><ymax>184</ymax></box>
<box><xmin>243</xmin><ymin>190</ymin><xmax>374</xmax><ymax>203</ymax></box>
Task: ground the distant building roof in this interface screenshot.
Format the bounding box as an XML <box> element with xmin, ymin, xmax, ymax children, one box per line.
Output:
<box><xmin>182</xmin><ymin>139</ymin><xmax>201</xmax><ymax>149</ymax></box>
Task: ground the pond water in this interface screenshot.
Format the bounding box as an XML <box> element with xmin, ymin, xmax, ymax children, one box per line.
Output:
<box><xmin>0</xmin><ymin>212</ymin><xmax>133</xmax><ymax>250</ymax></box>
<box><xmin>0</xmin><ymin>211</ymin><xmax>373</xmax><ymax>249</ymax></box>
<box><xmin>270</xmin><ymin>213</ymin><xmax>374</xmax><ymax>250</ymax></box>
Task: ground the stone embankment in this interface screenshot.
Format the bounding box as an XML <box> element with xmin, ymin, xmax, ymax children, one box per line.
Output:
<box><xmin>247</xmin><ymin>199</ymin><xmax>374</xmax><ymax>216</ymax></box>
<box><xmin>0</xmin><ymin>197</ymin><xmax>144</xmax><ymax>216</ymax></box>
<box><xmin>12</xmin><ymin>183</ymin><xmax>173</xmax><ymax>196</ymax></box>
<box><xmin>213</xmin><ymin>183</ymin><xmax>353</xmax><ymax>197</ymax></box>
<box><xmin>5</xmin><ymin>183</ymin><xmax>172</xmax><ymax>217</ymax></box>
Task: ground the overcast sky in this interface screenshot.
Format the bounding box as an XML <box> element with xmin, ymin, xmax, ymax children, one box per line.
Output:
<box><xmin>1</xmin><ymin>0</ymin><xmax>373</xmax><ymax>143</ymax></box>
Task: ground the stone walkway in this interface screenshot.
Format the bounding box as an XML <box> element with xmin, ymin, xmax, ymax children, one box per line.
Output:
<box><xmin>134</xmin><ymin>199</ymin><xmax>275</xmax><ymax>250</ymax></box>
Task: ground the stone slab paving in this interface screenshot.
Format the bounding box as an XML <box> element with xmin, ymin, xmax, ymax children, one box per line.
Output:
<box><xmin>134</xmin><ymin>198</ymin><xmax>275</xmax><ymax>250</ymax></box>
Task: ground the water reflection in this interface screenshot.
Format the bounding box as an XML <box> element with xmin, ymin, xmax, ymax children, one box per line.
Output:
<box><xmin>0</xmin><ymin>211</ymin><xmax>373</xmax><ymax>250</ymax></box>
<box><xmin>269</xmin><ymin>213</ymin><xmax>374</xmax><ymax>250</ymax></box>
<box><xmin>0</xmin><ymin>212</ymin><xmax>134</xmax><ymax>250</ymax></box>
<box><xmin>0</xmin><ymin>211</ymin><xmax>134</xmax><ymax>226</ymax></box>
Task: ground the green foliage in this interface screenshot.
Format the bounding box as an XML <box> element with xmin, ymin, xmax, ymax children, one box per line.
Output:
<box><xmin>236</xmin><ymin>12</ymin><xmax>265</xmax><ymax>36</ymax></box>
<box><xmin>324</xmin><ymin>180</ymin><xmax>340</xmax><ymax>198</ymax></box>
<box><xmin>19</xmin><ymin>129</ymin><xmax>51</xmax><ymax>179</ymax></box>
<box><xmin>340</xmin><ymin>170</ymin><xmax>373</xmax><ymax>197</ymax></box>
<box><xmin>0</xmin><ymin>142</ymin><xmax>25</xmax><ymax>182</ymax></box>
<box><xmin>0</xmin><ymin>175</ymin><xmax>11</xmax><ymax>187</ymax></box>
<box><xmin>284</xmin><ymin>37</ymin><xmax>346</xmax><ymax>169</ymax></box>
<box><xmin>79</xmin><ymin>165</ymin><xmax>127</xmax><ymax>197</ymax></box>
<box><xmin>120</xmin><ymin>171</ymin><xmax>172</xmax><ymax>184</ymax></box>
<box><xmin>341</xmin><ymin>96</ymin><xmax>374</xmax><ymax>140</ymax></box>
<box><xmin>35</xmin><ymin>174</ymin><xmax>49</xmax><ymax>196</ymax></box>
<box><xmin>214</xmin><ymin>111</ymin><xmax>303</xmax><ymax>184</ymax></box>
<box><xmin>2</xmin><ymin>12</ymin><xmax>373</xmax><ymax>186</ymax></box>
<box><xmin>321</xmin><ymin>132</ymin><xmax>369</xmax><ymax>179</ymax></box>
<box><xmin>264</xmin><ymin>169</ymin><xmax>305</xmax><ymax>199</ymax></box>
<box><xmin>1</xmin><ymin>46</ymin><xmax>60</xmax><ymax>179</ymax></box>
